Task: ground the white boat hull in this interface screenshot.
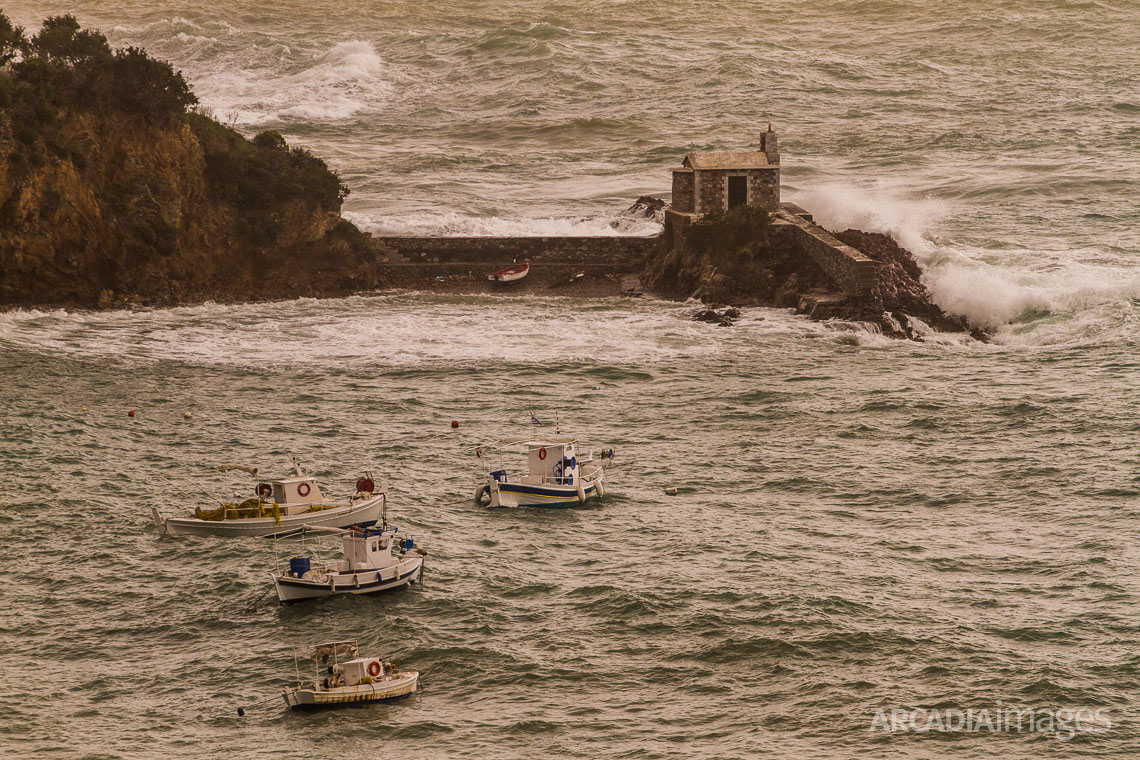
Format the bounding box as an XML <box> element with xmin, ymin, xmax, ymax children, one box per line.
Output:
<box><xmin>154</xmin><ymin>496</ymin><xmax>385</xmax><ymax>537</ymax></box>
<box><xmin>490</xmin><ymin>477</ymin><xmax>602</xmax><ymax>508</ymax></box>
<box><xmin>273</xmin><ymin>556</ymin><xmax>424</xmax><ymax>603</ymax></box>
<box><xmin>284</xmin><ymin>671</ymin><xmax>419</xmax><ymax>710</ymax></box>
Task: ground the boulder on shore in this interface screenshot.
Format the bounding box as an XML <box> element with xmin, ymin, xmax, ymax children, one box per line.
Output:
<box><xmin>622</xmin><ymin>196</ymin><xmax>668</xmax><ymax>221</ymax></box>
<box><xmin>692</xmin><ymin>306</ymin><xmax>740</xmax><ymax>327</ymax></box>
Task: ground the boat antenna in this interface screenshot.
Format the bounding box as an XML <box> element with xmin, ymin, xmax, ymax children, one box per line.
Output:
<box><xmin>380</xmin><ymin>475</ymin><xmax>389</xmax><ymax>528</ymax></box>
<box><xmin>290</xmin><ymin>456</ymin><xmax>304</xmax><ymax>477</ymax></box>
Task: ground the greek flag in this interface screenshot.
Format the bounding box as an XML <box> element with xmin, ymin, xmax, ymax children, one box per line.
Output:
<box><xmin>530</xmin><ymin>413</ymin><xmax>541</xmax><ymax>425</ymax></box>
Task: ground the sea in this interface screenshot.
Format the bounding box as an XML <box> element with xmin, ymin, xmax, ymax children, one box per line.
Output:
<box><xmin>2</xmin><ymin>1</ymin><xmax>1139</xmax><ymax>757</ymax></box>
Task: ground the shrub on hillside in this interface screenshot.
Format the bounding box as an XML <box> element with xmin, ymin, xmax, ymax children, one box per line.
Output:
<box><xmin>188</xmin><ymin>115</ymin><xmax>350</xmax><ymax>242</ymax></box>
<box><xmin>110</xmin><ymin>46</ymin><xmax>196</xmax><ymax>119</ymax></box>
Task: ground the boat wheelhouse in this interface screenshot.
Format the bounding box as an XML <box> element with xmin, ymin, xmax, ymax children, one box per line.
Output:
<box><xmin>283</xmin><ymin>640</ymin><xmax>419</xmax><ymax>711</ymax></box>
<box><xmin>152</xmin><ymin>460</ymin><xmax>386</xmax><ymax>537</ymax></box>
<box><xmin>475</xmin><ymin>436</ymin><xmax>614</xmax><ymax>508</ymax></box>
<box><xmin>266</xmin><ymin>524</ymin><xmax>425</xmax><ymax>604</ymax></box>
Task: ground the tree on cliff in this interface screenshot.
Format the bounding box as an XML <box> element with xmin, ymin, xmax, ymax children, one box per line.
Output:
<box><xmin>0</xmin><ymin>12</ymin><xmax>24</xmax><ymax>65</ymax></box>
<box><xmin>110</xmin><ymin>46</ymin><xmax>197</xmax><ymax>119</ymax></box>
<box><xmin>27</xmin><ymin>14</ymin><xmax>111</xmax><ymax>64</ymax></box>
<box><xmin>0</xmin><ymin>13</ymin><xmax>197</xmax><ymax>121</ymax></box>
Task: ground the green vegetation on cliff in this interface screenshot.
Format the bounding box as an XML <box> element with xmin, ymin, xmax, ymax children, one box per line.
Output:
<box><xmin>0</xmin><ymin>13</ymin><xmax>378</xmax><ymax>308</ymax></box>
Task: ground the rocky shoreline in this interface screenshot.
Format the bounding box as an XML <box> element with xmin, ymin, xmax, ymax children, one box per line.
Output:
<box><xmin>642</xmin><ymin>201</ymin><xmax>982</xmax><ymax>341</ymax></box>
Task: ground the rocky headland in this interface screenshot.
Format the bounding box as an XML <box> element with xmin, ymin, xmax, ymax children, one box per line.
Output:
<box><xmin>0</xmin><ymin>14</ymin><xmax>978</xmax><ymax>343</ymax></box>
<box><xmin>0</xmin><ymin>14</ymin><xmax>380</xmax><ymax>309</ymax></box>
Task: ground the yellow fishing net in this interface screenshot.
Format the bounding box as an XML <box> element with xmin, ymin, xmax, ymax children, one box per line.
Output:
<box><xmin>192</xmin><ymin>499</ymin><xmax>334</xmax><ymax>521</ymax></box>
<box><xmin>194</xmin><ymin>498</ymin><xmax>272</xmax><ymax>521</ymax></box>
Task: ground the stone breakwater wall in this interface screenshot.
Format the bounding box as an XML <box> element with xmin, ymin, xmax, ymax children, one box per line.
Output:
<box><xmin>374</xmin><ymin>236</ymin><xmax>658</xmax><ymax>269</ymax></box>
<box><xmin>771</xmin><ymin>207</ymin><xmax>879</xmax><ymax>300</ymax></box>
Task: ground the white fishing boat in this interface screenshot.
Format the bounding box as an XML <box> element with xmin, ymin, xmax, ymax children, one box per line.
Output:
<box><xmin>474</xmin><ymin>436</ymin><xmax>614</xmax><ymax>508</ymax></box>
<box><xmin>266</xmin><ymin>524</ymin><xmax>425</xmax><ymax>604</ymax></box>
<box><xmin>488</xmin><ymin>261</ymin><xmax>529</xmax><ymax>283</ymax></box>
<box><xmin>152</xmin><ymin>459</ymin><xmax>387</xmax><ymax>537</ymax></box>
<box><xmin>283</xmin><ymin>640</ymin><xmax>419</xmax><ymax>711</ymax></box>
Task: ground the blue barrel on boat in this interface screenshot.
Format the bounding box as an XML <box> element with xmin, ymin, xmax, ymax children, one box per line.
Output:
<box><xmin>404</xmin><ymin>538</ymin><xmax>414</xmax><ymax>550</ymax></box>
<box><xmin>290</xmin><ymin>556</ymin><xmax>311</xmax><ymax>578</ymax></box>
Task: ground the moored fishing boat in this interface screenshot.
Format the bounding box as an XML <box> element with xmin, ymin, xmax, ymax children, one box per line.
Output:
<box><xmin>266</xmin><ymin>524</ymin><xmax>425</xmax><ymax>604</ymax></box>
<box><xmin>152</xmin><ymin>459</ymin><xmax>387</xmax><ymax>537</ymax></box>
<box><xmin>283</xmin><ymin>640</ymin><xmax>419</xmax><ymax>711</ymax></box>
<box><xmin>488</xmin><ymin>261</ymin><xmax>529</xmax><ymax>283</ymax></box>
<box><xmin>474</xmin><ymin>436</ymin><xmax>614</xmax><ymax>507</ymax></box>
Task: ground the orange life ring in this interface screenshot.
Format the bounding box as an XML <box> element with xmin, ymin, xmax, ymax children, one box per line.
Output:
<box><xmin>538</xmin><ymin>447</ymin><xmax>547</xmax><ymax>460</ymax></box>
<box><xmin>298</xmin><ymin>482</ymin><xmax>311</xmax><ymax>497</ymax></box>
<box><xmin>367</xmin><ymin>661</ymin><xmax>382</xmax><ymax>677</ymax></box>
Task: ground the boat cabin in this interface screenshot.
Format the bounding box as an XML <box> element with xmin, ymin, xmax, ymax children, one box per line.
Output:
<box><xmin>338</xmin><ymin>529</ymin><xmax>404</xmax><ymax>572</ymax></box>
<box><xmin>491</xmin><ymin>437</ymin><xmax>581</xmax><ymax>486</ymax></box>
<box><xmin>262</xmin><ymin>477</ymin><xmax>324</xmax><ymax>506</ymax></box>
<box><xmin>337</xmin><ymin>656</ymin><xmax>387</xmax><ymax>686</ymax></box>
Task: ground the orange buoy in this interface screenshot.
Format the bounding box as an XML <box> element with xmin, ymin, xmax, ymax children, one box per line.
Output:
<box><xmin>451</xmin><ymin>420</ymin><xmax>459</xmax><ymax>428</ymax></box>
<box><xmin>128</xmin><ymin>410</ymin><xmax>136</xmax><ymax>417</ymax></box>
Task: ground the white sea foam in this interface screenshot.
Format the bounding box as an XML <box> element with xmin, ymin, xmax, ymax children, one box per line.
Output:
<box><xmin>346</xmin><ymin>210</ymin><xmax>663</xmax><ymax>237</ymax></box>
<box><xmin>0</xmin><ymin>297</ymin><xmax>724</xmax><ymax>368</ymax></box>
<box><xmin>791</xmin><ymin>183</ymin><xmax>1140</xmax><ymax>343</ymax></box>
<box><xmin>0</xmin><ymin>295</ymin><xmax>924</xmax><ymax>369</ymax></box>
<box><xmin>193</xmin><ymin>39</ymin><xmax>394</xmax><ymax>124</ymax></box>
<box><xmin>104</xmin><ymin>17</ymin><xmax>397</xmax><ymax>125</ymax></box>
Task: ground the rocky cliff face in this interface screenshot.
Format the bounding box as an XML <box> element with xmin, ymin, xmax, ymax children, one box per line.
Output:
<box><xmin>0</xmin><ymin>108</ymin><xmax>381</xmax><ymax>309</ymax></box>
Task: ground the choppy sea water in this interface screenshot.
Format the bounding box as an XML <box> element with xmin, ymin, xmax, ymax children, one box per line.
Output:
<box><xmin>4</xmin><ymin>1</ymin><xmax>1140</xmax><ymax>757</ymax></box>
<box><xmin>3</xmin><ymin>297</ymin><xmax>1139</xmax><ymax>758</ymax></box>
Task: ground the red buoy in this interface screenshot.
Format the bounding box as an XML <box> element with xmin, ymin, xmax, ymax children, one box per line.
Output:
<box><xmin>451</xmin><ymin>420</ymin><xmax>459</xmax><ymax>428</ymax></box>
<box><xmin>128</xmin><ymin>410</ymin><xmax>136</xmax><ymax>417</ymax></box>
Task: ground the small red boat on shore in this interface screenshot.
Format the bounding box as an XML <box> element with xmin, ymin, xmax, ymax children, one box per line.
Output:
<box><xmin>488</xmin><ymin>262</ymin><xmax>530</xmax><ymax>284</ymax></box>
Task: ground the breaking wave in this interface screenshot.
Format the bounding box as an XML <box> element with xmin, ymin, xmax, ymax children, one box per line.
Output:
<box><xmin>793</xmin><ymin>184</ymin><xmax>1140</xmax><ymax>344</ymax></box>
<box><xmin>99</xmin><ymin>17</ymin><xmax>396</xmax><ymax>125</ymax></box>
<box><xmin>198</xmin><ymin>39</ymin><xmax>395</xmax><ymax>124</ymax></box>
